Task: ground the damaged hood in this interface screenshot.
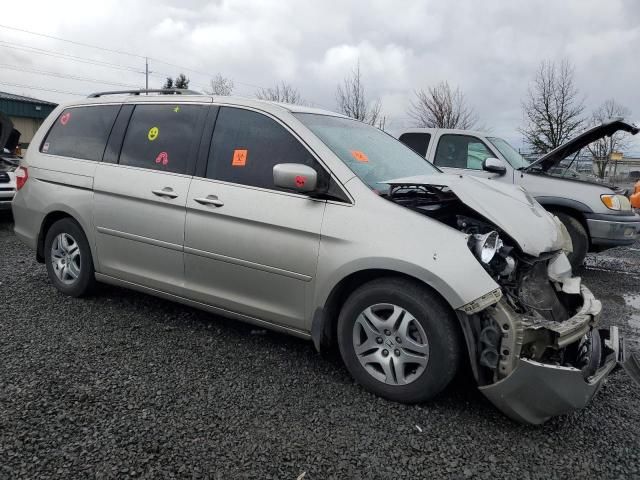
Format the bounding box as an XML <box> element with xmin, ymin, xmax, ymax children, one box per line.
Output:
<box><xmin>0</xmin><ymin>112</ymin><xmax>20</xmax><ymax>154</ymax></box>
<box><xmin>523</xmin><ymin>119</ymin><xmax>639</xmax><ymax>172</ymax></box>
<box><xmin>384</xmin><ymin>174</ymin><xmax>564</xmax><ymax>256</ymax></box>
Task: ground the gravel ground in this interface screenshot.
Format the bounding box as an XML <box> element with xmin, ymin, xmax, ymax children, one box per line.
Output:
<box><xmin>1</xmin><ymin>211</ymin><xmax>639</xmax><ymax>479</ymax></box>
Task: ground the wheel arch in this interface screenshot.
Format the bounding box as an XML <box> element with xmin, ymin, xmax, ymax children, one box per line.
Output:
<box><xmin>37</xmin><ymin>209</ymin><xmax>92</xmax><ymax>263</ymax></box>
<box><xmin>311</xmin><ymin>269</ymin><xmax>457</xmax><ymax>352</ymax></box>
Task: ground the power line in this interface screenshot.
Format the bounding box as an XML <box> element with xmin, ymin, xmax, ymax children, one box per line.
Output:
<box><xmin>0</xmin><ymin>80</ymin><xmax>84</xmax><ymax>96</ymax></box>
<box><xmin>0</xmin><ymin>63</ymin><xmax>142</xmax><ymax>88</ymax></box>
<box><xmin>0</xmin><ymin>23</ymin><xmax>146</xmax><ymax>59</ymax></box>
<box><xmin>0</xmin><ymin>40</ymin><xmax>143</xmax><ymax>73</ymax></box>
<box><xmin>0</xmin><ymin>24</ymin><xmax>268</xmax><ymax>91</ymax></box>
<box><xmin>0</xmin><ymin>25</ymin><xmax>333</xmax><ymax>104</ymax></box>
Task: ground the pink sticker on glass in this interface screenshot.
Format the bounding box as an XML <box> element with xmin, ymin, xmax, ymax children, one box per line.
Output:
<box><xmin>155</xmin><ymin>151</ymin><xmax>169</xmax><ymax>166</ymax></box>
<box><xmin>60</xmin><ymin>112</ymin><xmax>71</xmax><ymax>125</ymax></box>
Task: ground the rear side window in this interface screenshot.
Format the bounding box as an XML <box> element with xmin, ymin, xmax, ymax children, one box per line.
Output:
<box><xmin>207</xmin><ymin>107</ymin><xmax>322</xmax><ymax>191</ymax></box>
<box><xmin>41</xmin><ymin>105</ymin><xmax>120</xmax><ymax>161</ymax></box>
<box><xmin>398</xmin><ymin>132</ymin><xmax>431</xmax><ymax>157</ymax></box>
<box><xmin>119</xmin><ymin>104</ymin><xmax>203</xmax><ymax>174</ymax></box>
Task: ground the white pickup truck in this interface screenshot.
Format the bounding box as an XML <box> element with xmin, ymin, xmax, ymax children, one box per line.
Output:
<box><xmin>397</xmin><ymin>121</ymin><xmax>640</xmax><ymax>269</ymax></box>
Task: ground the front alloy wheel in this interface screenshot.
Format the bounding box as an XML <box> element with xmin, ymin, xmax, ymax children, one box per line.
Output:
<box><xmin>353</xmin><ymin>303</ymin><xmax>429</xmax><ymax>385</ymax></box>
<box><xmin>338</xmin><ymin>277</ymin><xmax>462</xmax><ymax>404</ymax></box>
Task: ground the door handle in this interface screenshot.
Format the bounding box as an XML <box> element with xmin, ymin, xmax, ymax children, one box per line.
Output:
<box><xmin>194</xmin><ymin>195</ymin><xmax>224</xmax><ymax>207</ymax></box>
<box><xmin>152</xmin><ymin>187</ymin><xmax>179</xmax><ymax>199</ymax></box>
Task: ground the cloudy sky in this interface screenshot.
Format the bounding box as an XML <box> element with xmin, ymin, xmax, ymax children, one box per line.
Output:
<box><xmin>1</xmin><ymin>0</ymin><xmax>639</xmax><ymax>151</ymax></box>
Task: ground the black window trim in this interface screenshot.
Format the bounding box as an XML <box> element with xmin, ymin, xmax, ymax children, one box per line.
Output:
<box><xmin>200</xmin><ymin>104</ymin><xmax>353</xmax><ymax>204</ymax></box>
<box><xmin>39</xmin><ymin>102</ymin><xmax>124</xmax><ymax>162</ymax></box>
<box><xmin>433</xmin><ymin>133</ymin><xmax>498</xmax><ymax>170</ymax></box>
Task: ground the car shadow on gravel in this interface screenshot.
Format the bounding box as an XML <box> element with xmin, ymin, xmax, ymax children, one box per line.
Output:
<box><xmin>88</xmin><ymin>278</ymin><xmax>502</xmax><ymax>418</ymax></box>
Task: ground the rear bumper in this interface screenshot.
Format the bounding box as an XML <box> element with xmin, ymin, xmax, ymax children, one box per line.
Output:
<box><xmin>586</xmin><ymin>212</ymin><xmax>640</xmax><ymax>247</ymax></box>
<box><xmin>0</xmin><ymin>189</ymin><xmax>15</xmax><ymax>210</ymax></box>
<box><xmin>480</xmin><ymin>326</ymin><xmax>629</xmax><ymax>425</ymax></box>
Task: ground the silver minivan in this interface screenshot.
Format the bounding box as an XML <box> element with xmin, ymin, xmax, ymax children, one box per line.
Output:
<box><xmin>11</xmin><ymin>90</ymin><xmax>638</xmax><ymax>424</ymax></box>
<box><xmin>397</xmin><ymin>123</ymin><xmax>640</xmax><ymax>269</ymax></box>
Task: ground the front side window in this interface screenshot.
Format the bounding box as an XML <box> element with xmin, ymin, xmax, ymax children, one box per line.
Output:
<box><xmin>487</xmin><ymin>137</ymin><xmax>531</xmax><ymax>169</ymax></box>
<box><xmin>119</xmin><ymin>104</ymin><xmax>203</xmax><ymax>174</ymax></box>
<box><xmin>41</xmin><ymin>105</ymin><xmax>120</xmax><ymax>161</ymax></box>
<box><xmin>294</xmin><ymin>114</ymin><xmax>439</xmax><ymax>193</ymax></box>
<box><xmin>434</xmin><ymin>135</ymin><xmax>494</xmax><ymax>170</ymax></box>
<box><xmin>207</xmin><ymin>107</ymin><xmax>326</xmax><ymax>191</ymax></box>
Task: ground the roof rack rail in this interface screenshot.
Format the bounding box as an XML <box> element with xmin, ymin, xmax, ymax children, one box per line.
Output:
<box><xmin>87</xmin><ymin>88</ymin><xmax>202</xmax><ymax>98</ymax></box>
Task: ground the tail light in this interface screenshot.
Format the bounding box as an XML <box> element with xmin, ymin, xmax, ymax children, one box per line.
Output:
<box><xmin>15</xmin><ymin>166</ymin><xmax>28</xmax><ymax>190</ymax></box>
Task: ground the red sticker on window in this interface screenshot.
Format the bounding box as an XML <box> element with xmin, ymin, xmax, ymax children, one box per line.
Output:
<box><xmin>232</xmin><ymin>149</ymin><xmax>247</xmax><ymax>167</ymax></box>
<box><xmin>295</xmin><ymin>175</ymin><xmax>306</xmax><ymax>187</ymax></box>
<box><xmin>351</xmin><ymin>150</ymin><xmax>368</xmax><ymax>162</ymax></box>
<box><xmin>60</xmin><ymin>112</ymin><xmax>71</xmax><ymax>125</ymax></box>
<box><xmin>155</xmin><ymin>151</ymin><xmax>169</xmax><ymax>166</ymax></box>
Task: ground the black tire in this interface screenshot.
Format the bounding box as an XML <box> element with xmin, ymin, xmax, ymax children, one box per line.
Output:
<box><xmin>44</xmin><ymin>217</ymin><xmax>95</xmax><ymax>297</ymax></box>
<box><xmin>554</xmin><ymin>212</ymin><xmax>589</xmax><ymax>271</ymax></box>
<box><xmin>337</xmin><ymin>277</ymin><xmax>462</xmax><ymax>404</ymax></box>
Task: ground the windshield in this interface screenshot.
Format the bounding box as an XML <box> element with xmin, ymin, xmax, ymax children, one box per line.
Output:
<box><xmin>295</xmin><ymin>113</ymin><xmax>439</xmax><ymax>192</ymax></box>
<box><xmin>487</xmin><ymin>137</ymin><xmax>531</xmax><ymax>169</ymax></box>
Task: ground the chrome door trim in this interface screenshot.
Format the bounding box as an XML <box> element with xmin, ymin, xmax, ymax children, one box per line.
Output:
<box><xmin>183</xmin><ymin>246</ymin><xmax>312</xmax><ymax>282</ymax></box>
<box><xmin>96</xmin><ymin>226</ymin><xmax>183</xmax><ymax>252</ymax></box>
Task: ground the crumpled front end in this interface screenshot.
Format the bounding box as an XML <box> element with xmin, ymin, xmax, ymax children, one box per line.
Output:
<box><xmin>457</xmin><ymin>250</ymin><xmax>639</xmax><ymax>425</ymax></box>
<box><xmin>480</xmin><ymin>324</ymin><xmax>622</xmax><ymax>424</ymax></box>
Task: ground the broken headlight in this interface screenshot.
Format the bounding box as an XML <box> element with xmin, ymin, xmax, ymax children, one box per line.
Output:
<box><xmin>473</xmin><ymin>231</ymin><xmax>501</xmax><ymax>263</ymax></box>
<box><xmin>469</xmin><ymin>230</ymin><xmax>516</xmax><ymax>277</ymax></box>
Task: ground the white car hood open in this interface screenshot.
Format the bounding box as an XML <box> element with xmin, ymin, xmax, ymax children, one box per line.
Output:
<box><xmin>384</xmin><ymin>174</ymin><xmax>564</xmax><ymax>256</ymax></box>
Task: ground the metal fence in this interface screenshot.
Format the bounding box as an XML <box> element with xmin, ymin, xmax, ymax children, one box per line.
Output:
<box><xmin>519</xmin><ymin>150</ymin><xmax>640</xmax><ymax>186</ymax></box>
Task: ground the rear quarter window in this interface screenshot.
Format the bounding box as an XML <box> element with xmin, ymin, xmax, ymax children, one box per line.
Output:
<box><xmin>398</xmin><ymin>132</ymin><xmax>431</xmax><ymax>157</ymax></box>
<box><xmin>41</xmin><ymin>105</ymin><xmax>120</xmax><ymax>161</ymax></box>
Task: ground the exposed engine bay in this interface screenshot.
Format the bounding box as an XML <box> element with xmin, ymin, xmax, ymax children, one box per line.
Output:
<box><xmin>386</xmin><ymin>184</ymin><xmax>612</xmax><ymax>391</ymax></box>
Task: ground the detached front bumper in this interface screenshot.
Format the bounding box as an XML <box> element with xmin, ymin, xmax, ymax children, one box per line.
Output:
<box><xmin>480</xmin><ymin>326</ymin><xmax>624</xmax><ymax>425</ymax></box>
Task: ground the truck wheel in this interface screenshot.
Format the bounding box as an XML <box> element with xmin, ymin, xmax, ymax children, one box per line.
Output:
<box><xmin>554</xmin><ymin>212</ymin><xmax>589</xmax><ymax>271</ymax></box>
<box><xmin>337</xmin><ymin>277</ymin><xmax>461</xmax><ymax>404</ymax></box>
<box><xmin>44</xmin><ymin>218</ymin><xmax>95</xmax><ymax>297</ymax></box>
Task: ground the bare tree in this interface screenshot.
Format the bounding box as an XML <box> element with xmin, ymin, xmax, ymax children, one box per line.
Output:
<box><xmin>520</xmin><ymin>59</ymin><xmax>585</xmax><ymax>154</ymax></box>
<box><xmin>336</xmin><ymin>62</ymin><xmax>384</xmax><ymax>127</ymax></box>
<box><xmin>587</xmin><ymin>99</ymin><xmax>632</xmax><ymax>178</ymax></box>
<box><xmin>206</xmin><ymin>74</ymin><xmax>234</xmax><ymax>96</ymax></box>
<box><xmin>407</xmin><ymin>81</ymin><xmax>477</xmax><ymax>129</ymax></box>
<box><xmin>256</xmin><ymin>81</ymin><xmax>303</xmax><ymax>104</ymax></box>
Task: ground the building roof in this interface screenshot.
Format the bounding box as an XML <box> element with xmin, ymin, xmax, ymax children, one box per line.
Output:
<box><xmin>0</xmin><ymin>91</ymin><xmax>58</xmax><ymax>106</ymax></box>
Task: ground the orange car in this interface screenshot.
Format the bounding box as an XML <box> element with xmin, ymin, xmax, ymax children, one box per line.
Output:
<box><xmin>631</xmin><ymin>180</ymin><xmax>640</xmax><ymax>209</ymax></box>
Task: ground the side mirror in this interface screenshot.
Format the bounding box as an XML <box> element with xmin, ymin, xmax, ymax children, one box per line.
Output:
<box><xmin>273</xmin><ymin>163</ymin><xmax>318</xmax><ymax>193</ymax></box>
<box><xmin>482</xmin><ymin>157</ymin><xmax>507</xmax><ymax>175</ymax></box>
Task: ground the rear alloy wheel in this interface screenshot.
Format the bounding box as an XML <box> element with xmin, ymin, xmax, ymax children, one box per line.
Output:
<box><xmin>44</xmin><ymin>218</ymin><xmax>95</xmax><ymax>297</ymax></box>
<box><xmin>338</xmin><ymin>278</ymin><xmax>462</xmax><ymax>404</ymax></box>
<box><xmin>50</xmin><ymin>233</ymin><xmax>82</xmax><ymax>285</ymax></box>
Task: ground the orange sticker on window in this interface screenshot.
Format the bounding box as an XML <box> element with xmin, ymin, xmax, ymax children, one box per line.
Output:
<box><xmin>232</xmin><ymin>149</ymin><xmax>248</xmax><ymax>167</ymax></box>
<box><xmin>351</xmin><ymin>150</ymin><xmax>368</xmax><ymax>162</ymax></box>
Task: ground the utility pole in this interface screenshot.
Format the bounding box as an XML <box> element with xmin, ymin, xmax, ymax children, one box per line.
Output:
<box><xmin>145</xmin><ymin>57</ymin><xmax>149</xmax><ymax>94</ymax></box>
